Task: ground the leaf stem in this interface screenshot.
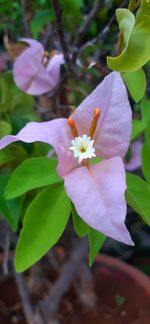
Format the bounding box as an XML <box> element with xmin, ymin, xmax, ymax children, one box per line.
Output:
<box><xmin>117</xmin><ymin>32</ymin><xmax>124</xmax><ymax>55</ymax></box>
<box><xmin>128</xmin><ymin>0</ymin><xmax>141</xmax><ymax>12</ymax></box>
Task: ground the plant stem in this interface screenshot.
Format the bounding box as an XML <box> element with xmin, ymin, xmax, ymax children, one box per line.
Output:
<box><xmin>51</xmin><ymin>0</ymin><xmax>73</xmax><ymax>75</ymax></box>
<box><xmin>40</xmin><ymin>238</ymin><xmax>88</xmax><ymax>316</ymax></box>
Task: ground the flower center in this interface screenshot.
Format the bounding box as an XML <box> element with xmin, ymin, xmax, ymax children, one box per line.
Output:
<box><xmin>68</xmin><ymin>107</ymin><xmax>100</xmax><ymax>164</ymax></box>
<box><xmin>69</xmin><ymin>135</ymin><xmax>96</xmax><ymax>163</ymax></box>
<box><xmin>80</xmin><ymin>147</ymin><xmax>86</xmax><ymax>153</ymax></box>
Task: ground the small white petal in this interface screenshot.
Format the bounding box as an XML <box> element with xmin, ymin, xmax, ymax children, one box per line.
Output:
<box><xmin>69</xmin><ymin>134</ymin><xmax>96</xmax><ymax>163</ymax></box>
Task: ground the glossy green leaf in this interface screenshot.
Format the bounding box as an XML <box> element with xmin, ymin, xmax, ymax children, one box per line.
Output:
<box><xmin>116</xmin><ymin>9</ymin><xmax>135</xmax><ymax>46</ymax></box>
<box><xmin>15</xmin><ymin>183</ymin><xmax>71</xmax><ymax>272</ymax></box>
<box><xmin>5</xmin><ymin>157</ymin><xmax>62</xmax><ymax>199</ymax></box>
<box><xmin>126</xmin><ymin>172</ymin><xmax>150</xmax><ymax>225</ymax></box>
<box><xmin>88</xmin><ymin>227</ymin><xmax>106</xmax><ymax>266</ymax></box>
<box><xmin>131</xmin><ymin>119</ymin><xmax>146</xmax><ymax>141</ymax></box>
<box><xmin>122</xmin><ymin>68</ymin><xmax>146</xmax><ymax>102</ymax></box>
<box><xmin>107</xmin><ymin>10</ymin><xmax>150</xmax><ymax>72</ymax></box>
<box><xmin>72</xmin><ymin>204</ymin><xmax>88</xmax><ymax>237</ymax></box>
<box><xmin>0</xmin><ymin>175</ymin><xmax>23</xmax><ymax>230</ymax></box>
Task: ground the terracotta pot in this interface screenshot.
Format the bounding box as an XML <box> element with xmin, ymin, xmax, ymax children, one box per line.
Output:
<box><xmin>0</xmin><ymin>253</ymin><xmax>150</xmax><ymax>324</ymax></box>
<box><xmin>61</xmin><ymin>254</ymin><xmax>150</xmax><ymax>323</ymax></box>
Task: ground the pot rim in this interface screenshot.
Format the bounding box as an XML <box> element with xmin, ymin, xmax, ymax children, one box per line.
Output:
<box><xmin>96</xmin><ymin>254</ymin><xmax>150</xmax><ymax>297</ymax></box>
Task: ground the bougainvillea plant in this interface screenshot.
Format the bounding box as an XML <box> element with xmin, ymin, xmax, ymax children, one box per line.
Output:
<box><xmin>0</xmin><ymin>71</ymin><xmax>134</xmax><ymax>271</ymax></box>
<box><xmin>1</xmin><ymin>0</ymin><xmax>150</xmax><ymax>274</ymax></box>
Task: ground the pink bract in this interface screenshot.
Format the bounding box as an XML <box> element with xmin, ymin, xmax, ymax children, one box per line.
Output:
<box><xmin>0</xmin><ymin>72</ymin><xmax>134</xmax><ymax>245</ymax></box>
<box><xmin>125</xmin><ymin>140</ymin><xmax>142</xmax><ymax>171</ymax></box>
<box><xmin>13</xmin><ymin>38</ymin><xmax>64</xmax><ymax>95</ymax></box>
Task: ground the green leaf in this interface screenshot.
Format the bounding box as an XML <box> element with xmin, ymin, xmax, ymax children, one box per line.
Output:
<box><xmin>88</xmin><ymin>227</ymin><xmax>106</xmax><ymax>266</ymax></box>
<box><xmin>0</xmin><ymin>148</ymin><xmax>16</xmax><ymax>166</ymax></box>
<box><xmin>5</xmin><ymin>157</ymin><xmax>62</xmax><ymax>199</ymax></box>
<box><xmin>0</xmin><ymin>76</ymin><xmax>8</xmax><ymax>105</ymax></box>
<box><xmin>141</xmin><ymin>96</ymin><xmax>150</xmax><ymax>124</ymax></box>
<box><xmin>0</xmin><ymin>72</ymin><xmax>36</xmax><ymax>121</ymax></box>
<box><xmin>59</xmin><ymin>0</ymin><xmax>83</xmax><ymax>32</ymax></box>
<box><xmin>72</xmin><ymin>204</ymin><xmax>88</xmax><ymax>237</ymax></box>
<box><xmin>0</xmin><ymin>143</ymin><xmax>28</xmax><ymax>167</ymax></box>
<box><xmin>142</xmin><ymin>142</ymin><xmax>150</xmax><ymax>184</ymax></box>
<box><xmin>107</xmin><ymin>11</ymin><xmax>150</xmax><ymax>72</ymax></box>
<box><xmin>0</xmin><ymin>174</ymin><xmax>23</xmax><ymax>230</ymax></box>
<box><xmin>15</xmin><ymin>183</ymin><xmax>71</xmax><ymax>272</ymax></box>
<box><xmin>144</xmin><ymin>122</ymin><xmax>150</xmax><ymax>154</ymax></box>
<box><xmin>91</xmin><ymin>157</ymin><xmax>103</xmax><ymax>165</ymax></box>
<box><xmin>126</xmin><ymin>172</ymin><xmax>150</xmax><ymax>225</ymax></box>
<box><xmin>30</xmin><ymin>9</ymin><xmax>55</xmax><ymax>38</ymax></box>
<box><xmin>136</xmin><ymin>0</ymin><xmax>150</xmax><ymax>23</ymax></box>
<box><xmin>131</xmin><ymin>119</ymin><xmax>146</xmax><ymax>141</ymax></box>
<box><xmin>141</xmin><ymin>122</ymin><xmax>150</xmax><ymax>182</ymax></box>
<box><xmin>122</xmin><ymin>68</ymin><xmax>146</xmax><ymax>102</ymax></box>
<box><xmin>0</xmin><ymin>121</ymin><xmax>12</xmax><ymax>138</ymax></box>
<box><xmin>116</xmin><ymin>9</ymin><xmax>135</xmax><ymax>47</ymax></box>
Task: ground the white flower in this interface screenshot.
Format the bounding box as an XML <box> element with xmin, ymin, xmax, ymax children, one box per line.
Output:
<box><xmin>69</xmin><ymin>134</ymin><xmax>96</xmax><ymax>163</ymax></box>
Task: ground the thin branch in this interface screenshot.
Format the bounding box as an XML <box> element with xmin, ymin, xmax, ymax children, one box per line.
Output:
<box><xmin>2</xmin><ymin>226</ymin><xmax>10</xmax><ymax>275</ymax></box>
<box><xmin>78</xmin><ymin>0</ymin><xmax>127</xmax><ymax>55</ymax></box>
<box><xmin>40</xmin><ymin>24</ymin><xmax>54</xmax><ymax>48</ymax></box>
<box><xmin>75</xmin><ymin>0</ymin><xmax>105</xmax><ymax>47</ymax></box>
<box><xmin>14</xmin><ymin>270</ymin><xmax>44</xmax><ymax>324</ymax></box>
<box><xmin>20</xmin><ymin>0</ymin><xmax>31</xmax><ymax>37</ymax></box>
<box><xmin>46</xmin><ymin>71</ymin><xmax>69</xmax><ymax>98</ymax></box>
<box><xmin>75</xmin><ymin>262</ymin><xmax>97</xmax><ymax>309</ymax></box>
<box><xmin>51</xmin><ymin>0</ymin><xmax>73</xmax><ymax>74</ymax></box>
<box><xmin>40</xmin><ymin>238</ymin><xmax>88</xmax><ymax>316</ymax></box>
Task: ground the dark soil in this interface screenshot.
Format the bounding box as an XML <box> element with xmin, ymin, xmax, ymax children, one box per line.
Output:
<box><xmin>0</xmin><ymin>276</ymin><xmax>26</xmax><ymax>324</ymax></box>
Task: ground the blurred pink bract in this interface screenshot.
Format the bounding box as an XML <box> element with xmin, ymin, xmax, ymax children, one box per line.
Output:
<box><xmin>13</xmin><ymin>38</ymin><xmax>64</xmax><ymax>95</ymax></box>
<box><xmin>0</xmin><ymin>72</ymin><xmax>134</xmax><ymax>246</ymax></box>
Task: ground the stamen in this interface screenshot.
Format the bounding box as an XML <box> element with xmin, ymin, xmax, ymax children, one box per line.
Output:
<box><xmin>68</xmin><ymin>117</ymin><xmax>78</xmax><ymax>138</ymax></box>
<box><xmin>89</xmin><ymin>107</ymin><xmax>100</xmax><ymax>138</ymax></box>
<box><xmin>44</xmin><ymin>51</ymin><xmax>50</xmax><ymax>58</ymax></box>
<box><xmin>41</xmin><ymin>51</ymin><xmax>50</xmax><ymax>66</ymax></box>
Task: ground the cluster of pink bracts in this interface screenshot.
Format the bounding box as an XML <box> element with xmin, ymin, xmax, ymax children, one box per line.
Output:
<box><xmin>13</xmin><ymin>38</ymin><xmax>64</xmax><ymax>95</ymax></box>
<box><xmin>0</xmin><ymin>39</ymin><xmax>134</xmax><ymax>246</ymax></box>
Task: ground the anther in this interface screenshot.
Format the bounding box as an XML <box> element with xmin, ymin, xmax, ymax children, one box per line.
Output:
<box><xmin>68</xmin><ymin>117</ymin><xmax>78</xmax><ymax>138</ymax></box>
<box><xmin>89</xmin><ymin>107</ymin><xmax>101</xmax><ymax>138</ymax></box>
<box><xmin>94</xmin><ymin>107</ymin><xmax>100</xmax><ymax>119</ymax></box>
